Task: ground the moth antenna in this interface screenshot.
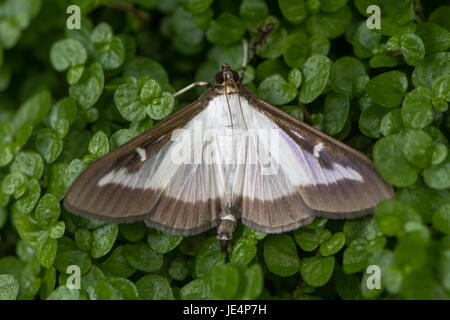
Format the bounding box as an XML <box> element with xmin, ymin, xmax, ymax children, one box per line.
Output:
<box><xmin>239</xmin><ymin>39</ymin><xmax>248</xmax><ymax>84</ymax></box>
<box><xmin>224</xmin><ymin>84</ymin><xmax>234</xmax><ymax>131</ymax></box>
<box><xmin>232</xmin><ymin>82</ymin><xmax>248</xmax><ymax>130</ymax></box>
<box><xmin>173</xmin><ymin>81</ymin><xmax>211</xmax><ymax>98</ymax></box>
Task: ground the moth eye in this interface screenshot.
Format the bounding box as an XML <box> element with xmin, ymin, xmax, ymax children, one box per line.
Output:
<box><xmin>232</xmin><ymin>71</ymin><xmax>240</xmax><ymax>82</ymax></box>
<box><xmin>215</xmin><ymin>72</ymin><xmax>224</xmax><ymax>84</ymax></box>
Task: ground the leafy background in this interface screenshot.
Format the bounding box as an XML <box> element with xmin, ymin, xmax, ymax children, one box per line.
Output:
<box><xmin>0</xmin><ymin>0</ymin><xmax>449</xmax><ymax>300</ymax></box>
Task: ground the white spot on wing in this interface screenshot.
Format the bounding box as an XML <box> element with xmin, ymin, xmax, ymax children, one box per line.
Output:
<box><xmin>98</xmin><ymin>171</ymin><xmax>115</xmax><ymax>186</ymax></box>
<box><xmin>313</xmin><ymin>143</ymin><xmax>324</xmax><ymax>158</ymax></box>
<box><xmin>136</xmin><ymin>147</ymin><xmax>146</xmax><ymax>162</ymax></box>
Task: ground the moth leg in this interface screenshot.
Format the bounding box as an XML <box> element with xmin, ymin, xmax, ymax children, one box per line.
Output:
<box><xmin>216</xmin><ymin>208</ymin><xmax>237</xmax><ymax>253</ymax></box>
<box><xmin>239</xmin><ymin>39</ymin><xmax>248</xmax><ymax>83</ymax></box>
<box><xmin>173</xmin><ymin>81</ymin><xmax>211</xmax><ymax>98</ymax></box>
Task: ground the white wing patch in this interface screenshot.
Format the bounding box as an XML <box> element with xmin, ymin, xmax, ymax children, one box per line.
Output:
<box><xmin>313</xmin><ymin>143</ymin><xmax>324</xmax><ymax>158</ymax></box>
<box><xmin>136</xmin><ymin>147</ymin><xmax>147</xmax><ymax>162</ymax></box>
<box><xmin>96</xmin><ymin>94</ymin><xmax>364</xmax><ymax>205</ymax></box>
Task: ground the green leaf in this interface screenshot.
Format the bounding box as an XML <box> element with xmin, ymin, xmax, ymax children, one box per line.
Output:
<box><xmin>359</xmin><ymin>104</ymin><xmax>389</xmax><ymax>139</ymax></box>
<box><xmin>87</xmin><ymin>279</ymin><xmax>122</xmax><ymax>300</ymax></box>
<box><xmin>431</xmin><ymin>143</ymin><xmax>448</xmax><ymax>166</ymax></box>
<box><xmin>145</xmin><ymin>92</ymin><xmax>174</xmax><ymax>120</ymax></box>
<box><xmin>35</xmin><ymin>235</ymin><xmax>57</xmax><ymax>268</ymax></box>
<box><xmin>50</xmin><ymin>39</ymin><xmax>87</xmax><ymax>72</ymax></box>
<box><xmin>123</xmin><ymin>242</ymin><xmax>163</xmax><ymax>272</ymax></box>
<box><xmin>343</xmin><ymin>239</ymin><xmax>369</xmax><ymax>273</ymax></box>
<box><xmin>294</xmin><ymin>227</ymin><xmax>321</xmax><ymax>252</ymax></box>
<box><xmin>300</xmin><ymin>256</ymin><xmax>335</xmax><ymax>287</ymax></box>
<box><xmin>169</xmin><ymin>257</ymin><xmax>190</xmax><ymax>281</ymax></box>
<box><xmin>282</xmin><ymin>32</ymin><xmax>309</xmax><ymax>69</ymax></box>
<box><xmin>256</xmin><ymin>26</ymin><xmax>287</xmax><ymax>59</ymax></box>
<box><xmin>35</xmin><ymin>129</ymin><xmax>63</xmax><ymax>164</ymax></box>
<box><xmin>400</xmin><ymin>33</ymin><xmax>425</xmax><ymax>66</ymax></box>
<box><xmin>0</xmin><ymin>142</ymin><xmax>14</xmax><ymax>167</ymax></box>
<box><xmin>48</xmin><ymin>221</ymin><xmax>65</xmax><ymax>239</ymax></box>
<box><xmin>2</xmin><ymin>171</ymin><xmax>28</xmax><ymax>198</ymax></box>
<box><xmin>140</xmin><ymin>79</ymin><xmax>162</xmax><ymax>104</ymax></box>
<box><xmin>91</xmin><ymin>22</ymin><xmax>113</xmax><ymax>43</ymax></box>
<box><xmin>0</xmin><ymin>274</ymin><xmax>19</xmax><ymax>300</ymax></box>
<box><xmin>230</xmin><ymin>238</ymin><xmax>257</xmax><ymax>266</ymax></box>
<box><xmin>39</xmin><ymin>267</ymin><xmax>56</xmax><ymax>299</ymax></box>
<box><xmin>353</xmin><ymin>22</ymin><xmax>382</xmax><ymax>58</ymax></box>
<box><xmin>432</xmin><ymin>204</ymin><xmax>450</xmax><ymax>235</ymax></box>
<box><xmin>373</xmin><ymin>134</ymin><xmax>420</xmax><ymax>187</ymax></box>
<box><xmin>100</xmin><ymin>246</ymin><xmax>136</xmax><ymax>278</ymax></box>
<box><xmin>402</xmin><ymin>129</ymin><xmax>432</xmax><ymax>168</ymax></box>
<box><xmin>119</xmin><ymin>223</ymin><xmax>147</xmax><ymax>243</ymax></box>
<box><xmin>374</xmin><ymin>199</ymin><xmax>421</xmax><ymax>237</ymax></box>
<box><xmin>136</xmin><ymin>275</ymin><xmax>174</xmax><ymax>300</ymax></box>
<box><xmin>48</xmin><ymin>97</ymin><xmax>77</xmax><ymax>131</ymax></box>
<box><xmin>416</xmin><ymin>23</ymin><xmax>450</xmax><ymax>54</ymax></box>
<box><xmin>110</xmin><ymin>128</ymin><xmax>139</xmax><ymax>149</ymax></box>
<box><xmin>195</xmin><ymin>237</ymin><xmax>226</xmax><ymax>278</ymax></box>
<box><xmin>257</xmin><ymin>74</ymin><xmax>297</xmax><ymax>105</ymax></box>
<box><xmin>74</xmin><ymin>229</ymin><xmax>93</xmax><ymax>253</ymax></box>
<box><xmin>35</xmin><ymin>193</ymin><xmax>60</xmax><ymax>229</ymax></box>
<box><xmin>239</xmin><ymin>0</ymin><xmax>268</xmax><ymax>31</ymax></box>
<box><xmin>10</xmin><ymin>151</ymin><xmax>44</xmax><ymax>180</ymax></box>
<box><xmin>206</xmin><ymin>264</ymin><xmax>240</xmax><ymax>299</ymax></box>
<box><xmin>401</xmin><ymin>87</ymin><xmax>434</xmax><ymax>129</ymax></box>
<box><xmin>66</xmin><ymin>65</ymin><xmax>84</xmax><ymax>85</ymax></box>
<box><xmin>330</xmin><ymin>56</ymin><xmax>366</xmax><ymax>97</ymax></box>
<box><xmin>13</xmin><ymin>90</ymin><xmax>52</xmax><ymax>131</ymax></box>
<box><xmin>206</xmin><ymin>13</ymin><xmax>245</xmax><ymax>46</ymax></box>
<box><xmin>278</xmin><ymin>0</ymin><xmax>307</xmax><ymax>24</ymax></box>
<box><xmin>147</xmin><ymin>229</ymin><xmax>182</xmax><ymax>254</ymax></box>
<box><xmin>46</xmin><ymin>286</ymin><xmax>80</xmax><ymax>300</ymax></box>
<box><xmin>288</xmin><ymin>68</ymin><xmax>302</xmax><ymax>89</ymax></box>
<box><xmin>91</xmin><ymin>224</ymin><xmax>118</xmax><ymax>259</ymax></box>
<box><xmin>235</xmin><ymin>263</ymin><xmax>263</xmax><ymax>299</ymax></box>
<box><xmin>299</xmin><ymin>55</ymin><xmax>331</xmax><ymax>104</ymax></box>
<box><xmin>307</xmin><ymin>6</ymin><xmax>352</xmax><ymax>39</ymax></box>
<box><xmin>366</xmin><ymin>71</ymin><xmax>408</xmax><ymax>108</ymax></box>
<box><xmin>14</xmin><ymin>179</ymin><xmax>40</xmax><ymax>214</ymax></box>
<box><xmin>324</xmin><ymin>93</ymin><xmax>350</xmax><ymax>135</ymax></box>
<box><xmin>114</xmin><ymin>81</ymin><xmax>146</xmax><ymax>122</ymax></box>
<box><xmin>124</xmin><ymin>57</ymin><xmax>169</xmax><ymax>86</ymax></box>
<box><xmin>320</xmin><ymin>232</ymin><xmax>346</xmax><ymax>256</ymax></box>
<box><xmin>423</xmin><ymin>158</ymin><xmax>450</xmax><ymax>190</ymax></box>
<box><xmin>180</xmin><ymin>279</ymin><xmax>206</xmax><ymax>300</ymax></box>
<box><xmin>107</xmin><ymin>277</ymin><xmax>139</xmax><ymax>300</ymax></box>
<box><xmin>54</xmin><ymin>237</ymin><xmax>91</xmax><ymax>275</ymax></box>
<box><xmin>95</xmin><ymin>36</ymin><xmax>125</xmax><ymax>70</ymax></box>
<box><xmin>320</xmin><ymin>0</ymin><xmax>348</xmax><ymax>12</ymax></box>
<box><xmin>69</xmin><ymin>62</ymin><xmax>104</xmax><ymax>110</ymax></box>
<box><xmin>380</xmin><ymin>108</ymin><xmax>403</xmax><ymax>136</ymax></box>
<box><xmin>412</xmin><ymin>52</ymin><xmax>450</xmax><ymax>89</ymax></box>
<box><xmin>264</xmin><ymin>234</ymin><xmax>300</xmax><ymax>277</ymax></box>
<box><xmin>88</xmin><ymin>131</ymin><xmax>109</xmax><ymax>159</ymax></box>
<box><xmin>181</xmin><ymin>0</ymin><xmax>213</xmax><ymax>15</ymax></box>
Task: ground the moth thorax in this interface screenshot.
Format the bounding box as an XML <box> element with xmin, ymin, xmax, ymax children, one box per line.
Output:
<box><xmin>217</xmin><ymin>212</ymin><xmax>237</xmax><ymax>252</ymax></box>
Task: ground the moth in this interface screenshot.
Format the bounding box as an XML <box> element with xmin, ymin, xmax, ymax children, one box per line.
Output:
<box><xmin>64</xmin><ymin>47</ymin><xmax>394</xmax><ymax>252</ymax></box>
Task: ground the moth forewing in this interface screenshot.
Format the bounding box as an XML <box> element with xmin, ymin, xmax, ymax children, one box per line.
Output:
<box><xmin>64</xmin><ymin>64</ymin><xmax>394</xmax><ymax>253</ymax></box>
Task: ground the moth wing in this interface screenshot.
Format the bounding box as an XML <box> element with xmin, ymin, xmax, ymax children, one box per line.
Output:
<box><xmin>235</xmin><ymin>88</ymin><xmax>394</xmax><ymax>233</ymax></box>
<box><xmin>64</xmin><ymin>93</ymin><xmax>224</xmax><ymax>236</ymax></box>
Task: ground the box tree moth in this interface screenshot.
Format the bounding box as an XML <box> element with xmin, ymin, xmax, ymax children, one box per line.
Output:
<box><xmin>64</xmin><ymin>42</ymin><xmax>394</xmax><ymax>252</ymax></box>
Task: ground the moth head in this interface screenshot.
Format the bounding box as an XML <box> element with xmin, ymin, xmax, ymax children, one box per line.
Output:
<box><xmin>215</xmin><ymin>63</ymin><xmax>240</xmax><ymax>86</ymax></box>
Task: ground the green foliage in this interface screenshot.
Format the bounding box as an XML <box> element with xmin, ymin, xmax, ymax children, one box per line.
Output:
<box><xmin>0</xmin><ymin>0</ymin><xmax>449</xmax><ymax>301</ymax></box>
